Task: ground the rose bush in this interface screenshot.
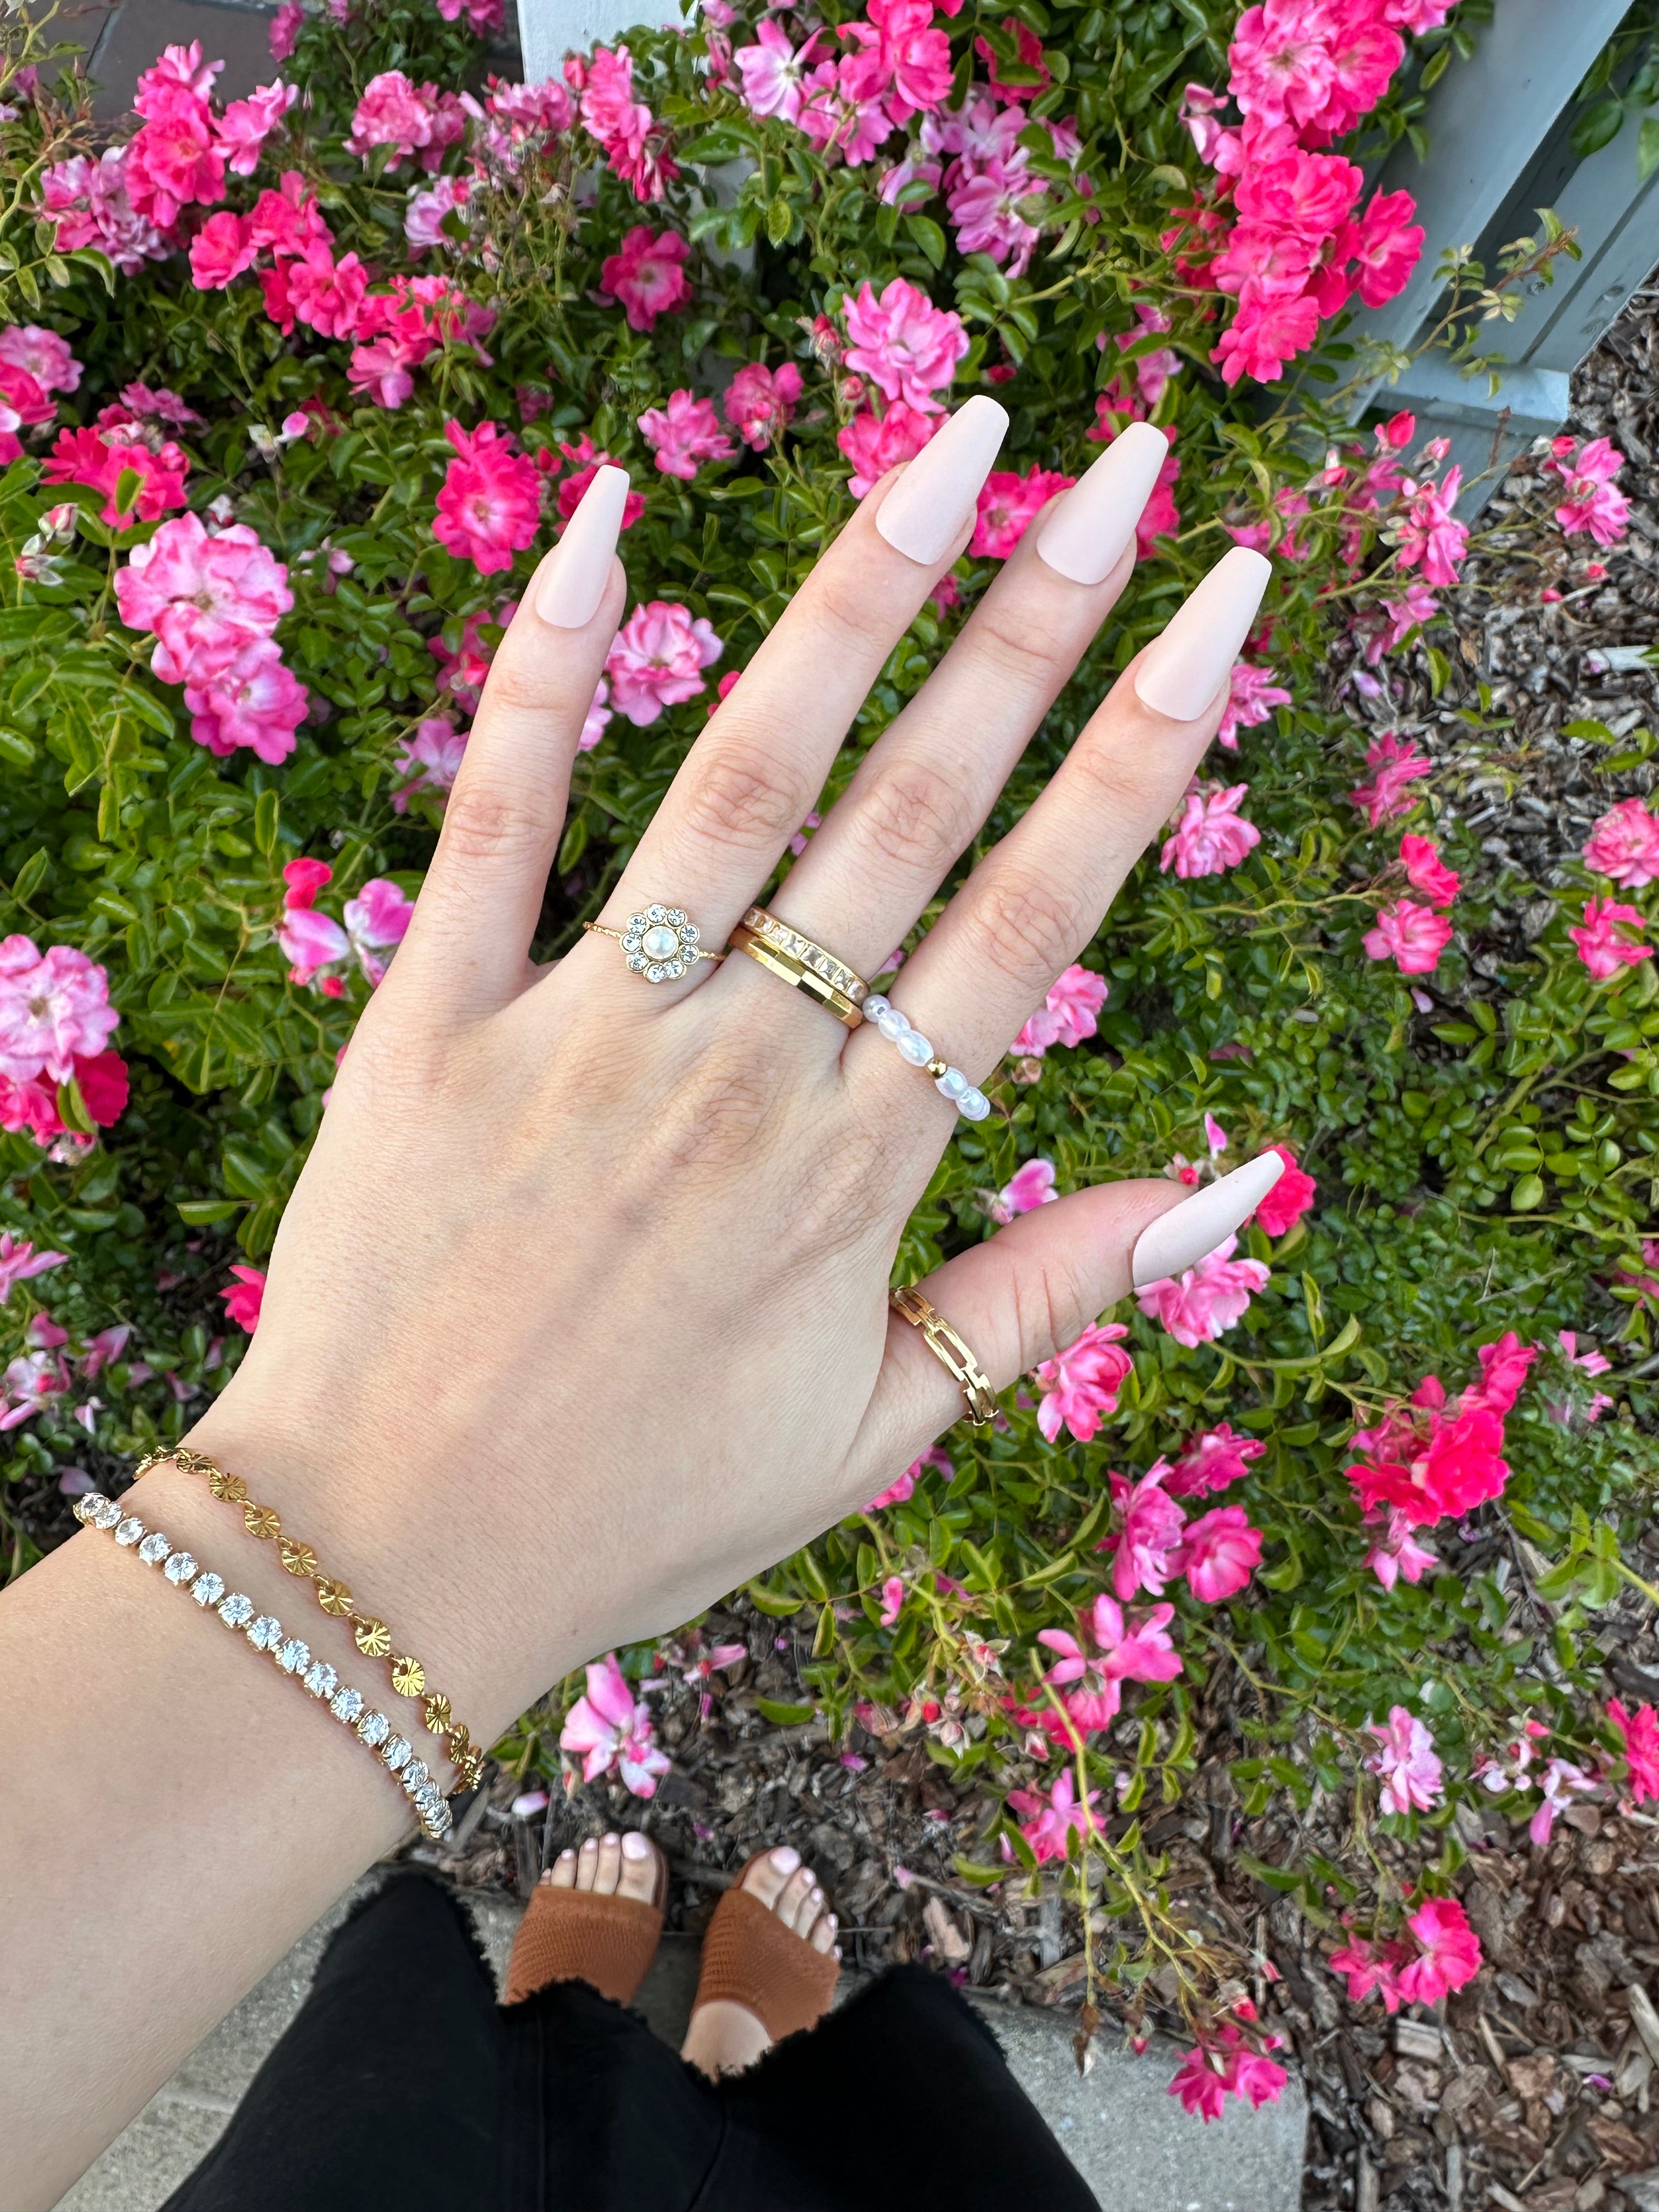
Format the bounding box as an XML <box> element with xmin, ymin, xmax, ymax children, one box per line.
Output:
<box><xmin>2</xmin><ymin>0</ymin><xmax>1657</xmax><ymax>2108</ymax></box>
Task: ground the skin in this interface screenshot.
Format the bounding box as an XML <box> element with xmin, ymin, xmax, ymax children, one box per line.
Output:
<box><xmin>539</xmin><ymin>1833</ymin><xmax>836</xmax><ymax>2077</ymax></box>
<box><xmin>1</xmin><ymin>439</ymin><xmax>1246</xmax><ymax>2208</ymax></box>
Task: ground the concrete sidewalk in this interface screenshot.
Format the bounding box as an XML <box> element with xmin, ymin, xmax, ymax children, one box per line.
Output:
<box><xmin>59</xmin><ymin>1877</ymin><xmax>1306</xmax><ymax>2211</ymax></box>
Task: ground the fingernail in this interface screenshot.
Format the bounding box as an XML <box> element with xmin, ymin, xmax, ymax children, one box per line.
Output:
<box><xmin>1130</xmin><ymin>1151</ymin><xmax>1286</xmax><ymax>1289</ymax></box>
<box><xmin>535</xmin><ymin>463</ymin><xmax>628</xmax><ymax>629</ymax></box>
<box><xmin>1133</xmin><ymin>545</ymin><xmax>1271</xmax><ymax>722</ymax></box>
<box><xmin>771</xmin><ymin>1845</ymin><xmax>801</xmax><ymax>1872</ymax></box>
<box><xmin>1035</xmin><ymin>421</ymin><xmax>1169</xmax><ymax>586</ymax></box>
<box><xmin>876</xmin><ymin>395</ymin><xmax>1008</xmax><ymax>565</ymax></box>
<box><xmin>622</xmin><ymin>1831</ymin><xmax>651</xmax><ymax>1860</ymax></box>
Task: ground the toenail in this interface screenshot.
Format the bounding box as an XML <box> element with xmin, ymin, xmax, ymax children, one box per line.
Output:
<box><xmin>580</xmin><ymin>1838</ymin><xmax>597</xmax><ymax>1850</ymax></box>
<box><xmin>558</xmin><ymin>1849</ymin><xmax>575</xmax><ymax>1862</ymax></box>
<box><xmin>622</xmin><ymin>1831</ymin><xmax>651</xmax><ymax>1859</ymax></box>
<box><xmin>771</xmin><ymin>1846</ymin><xmax>800</xmax><ymax>1872</ymax></box>
<box><xmin>826</xmin><ymin>1914</ymin><xmax>837</xmax><ymax>1930</ymax></box>
<box><xmin>603</xmin><ymin>1832</ymin><xmax>619</xmax><ymax>1845</ymax></box>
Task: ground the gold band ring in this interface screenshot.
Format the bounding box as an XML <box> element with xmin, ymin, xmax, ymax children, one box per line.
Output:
<box><xmin>890</xmin><ymin>1285</ymin><xmax>998</xmax><ymax>1428</ymax></box>
<box><xmin>582</xmin><ymin>905</ymin><xmax>724</xmax><ymax>983</ymax></box>
<box><xmin>730</xmin><ymin>907</ymin><xmax>870</xmax><ymax>1029</ymax></box>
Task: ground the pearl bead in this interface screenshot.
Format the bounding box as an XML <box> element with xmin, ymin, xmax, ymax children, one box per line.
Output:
<box><xmin>864</xmin><ymin>994</ymin><xmax>890</xmax><ymax>1021</ymax></box>
<box><xmin>960</xmin><ymin>1088</ymin><xmax>990</xmax><ymax>1122</ymax></box>
<box><xmin>935</xmin><ymin>1066</ymin><xmax>969</xmax><ymax>1101</ymax></box>
<box><xmin>876</xmin><ymin>1007</ymin><xmax>909</xmax><ymax>1042</ymax></box>
<box><xmin>898</xmin><ymin>1031</ymin><xmax>933</xmax><ymax>1065</ymax></box>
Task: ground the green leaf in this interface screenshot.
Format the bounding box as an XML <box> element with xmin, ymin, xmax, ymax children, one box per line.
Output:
<box><xmin>746</xmin><ymin>1579</ymin><xmax>804</xmax><ymax>1617</ymax></box>
<box><xmin>754</xmin><ymin>1697</ymin><xmax>816</xmax><ymax>1726</ymax></box>
<box><xmin>905</xmin><ymin>215</ymin><xmax>947</xmax><ymax>270</ymax></box>
<box><xmin>1640</xmin><ymin>115</ymin><xmax>1659</xmax><ymax>184</ymax></box>
<box><xmin>1571</xmin><ymin>98</ymin><xmax>1626</xmax><ymax>159</ymax></box>
<box><xmin>176</xmin><ymin>1198</ymin><xmax>244</xmax><ymax>1225</ymax></box>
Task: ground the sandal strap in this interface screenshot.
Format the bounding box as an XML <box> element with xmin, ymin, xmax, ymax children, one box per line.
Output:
<box><xmin>695</xmin><ymin>1884</ymin><xmax>841</xmax><ymax>2042</ymax></box>
<box><xmin>504</xmin><ymin>1883</ymin><xmax>664</xmax><ymax>2008</ymax></box>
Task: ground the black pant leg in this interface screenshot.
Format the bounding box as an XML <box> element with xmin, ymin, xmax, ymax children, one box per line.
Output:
<box><xmin>721</xmin><ymin>1966</ymin><xmax>1102</xmax><ymax>2212</ymax></box>
<box><xmin>161</xmin><ymin>1872</ymin><xmax>509</xmax><ymax>2211</ymax></box>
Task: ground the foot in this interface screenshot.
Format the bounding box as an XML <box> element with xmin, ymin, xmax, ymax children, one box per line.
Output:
<box><xmin>680</xmin><ymin>1846</ymin><xmax>839</xmax><ymax>2078</ymax></box>
<box><xmin>544</xmin><ymin>1828</ymin><xmax>663</xmax><ymax>1904</ymax></box>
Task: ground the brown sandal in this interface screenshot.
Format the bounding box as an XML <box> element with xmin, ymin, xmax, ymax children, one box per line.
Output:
<box><xmin>691</xmin><ymin>1854</ymin><xmax>842</xmax><ymax>2043</ymax></box>
<box><xmin>503</xmin><ymin>1839</ymin><xmax>669</xmax><ymax>2007</ymax></box>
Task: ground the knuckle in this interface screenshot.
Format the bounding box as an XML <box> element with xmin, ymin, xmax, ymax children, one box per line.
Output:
<box><xmin>1067</xmin><ymin>737</ymin><xmax>1153</xmax><ymax>826</ymax></box>
<box><xmin>856</xmin><ymin>755</ymin><xmax>975</xmax><ymax>879</ymax></box>
<box><xmin>642</xmin><ymin>1054</ymin><xmax>785</xmax><ymax>1180</ymax></box>
<box><xmin>787</xmin><ymin>1115</ymin><xmax>899</xmax><ymax>1256</ymax></box>
<box><xmin>1011</xmin><ymin>1259</ymin><xmax>1093</xmax><ymax>1376</ymax></box>
<box><xmin>970</xmin><ymin>602</ymin><xmax>1073</xmax><ymax>690</ymax></box>
<box><xmin>678</xmin><ymin>741</ymin><xmax>809</xmax><ymax>854</ymax></box>
<box><xmin>437</xmin><ymin>780</ymin><xmax>550</xmax><ymax>868</ymax></box>
<box><xmin>971</xmin><ymin>870</ymin><xmax>1087</xmax><ymax>990</ymax></box>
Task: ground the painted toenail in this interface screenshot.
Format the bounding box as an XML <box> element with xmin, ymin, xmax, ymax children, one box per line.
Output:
<box><xmin>622</xmin><ymin>1831</ymin><xmax>651</xmax><ymax>1859</ymax></box>
<box><xmin>603</xmin><ymin>1832</ymin><xmax>618</xmax><ymax>1845</ymax></box>
<box><xmin>580</xmin><ymin>1838</ymin><xmax>597</xmax><ymax>1850</ymax></box>
<box><xmin>771</xmin><ymin>1846</ymin><xmax>800</xmax><ymax>1872</ymax></box>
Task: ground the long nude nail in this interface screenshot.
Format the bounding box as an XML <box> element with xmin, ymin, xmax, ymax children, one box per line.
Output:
<box><xmin>1035</xmin><ymin>421</ymin><xmax>1169</xmax><ymax>585</ymax></box>
<box><xmin>876</xmin><ymin>395</ymin><xmax>1008</xmax><ymax>565</ymax></box>
<box><xmin>1133</xmin><ymin>545</ymin><xmax>1271</xmax><ymax>722</ymax></box>
<box><xmin>1130</xmin><ymin>1152</ymin><xmax>1285</xmax><ymax>1289</ymax></box>
<box><xmin>536</xmin><ymin>463</ymin><xmax>628</xmax><ymax>628</ymax></box>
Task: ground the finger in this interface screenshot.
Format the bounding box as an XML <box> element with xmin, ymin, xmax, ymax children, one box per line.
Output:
<box><xmin>847</xmin><ymin>546</ymin><xmax>1271</xmax><ymax>1107</ymax></box>
<box><xmin>586</xmin><ymin>400</ymin><xmax>1008</xmax><ymax>979</ymax></box>
<box><xmin>847</xmin><ymin>1154</ymin><xmax>1285</xmax><ymax>1493</ymax></box>
<box><xmin>394</xmin><ymin>469</ymin><xmax>628</xmax><ymax>1014</ymax></box>
<box><xmin>767</xmin><ymin>425</ymin><xmax>1170</xmax><ymax>983</ymax></box>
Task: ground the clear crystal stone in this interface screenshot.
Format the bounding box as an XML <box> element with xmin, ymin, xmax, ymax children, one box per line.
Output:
<box><xmin>331</xmin><ymin>1685</ymin><xmax>364</xmax><ymax>1725</ymax></box>
<box><xmin>647</xmin><ymin>903</ymin><xmax>666</xmax><ymax>922</ymax></box>
<box><xmin>304</xmin><ymin>1661</ymin><xmax>338</xmax><ymax>1701</ymax></box>
<box><xmin>276</xmin><ymin>1637</ymin><xmax>310</xmax><ymax>1675</ymax></box>
<box><xmin>626</xmin><ymin>912</ymin><xmax>645</xmax><ymax>933</ymax></box>
<box><xmin>626</xmin><ymin>953</ymin><xmax>646</xmax><ymax>971</ymax></box>
<box><xmin>622</xmin><ymin>934</ymin><xmax>642</xmax><ymax>952</ymax></box>
<box><xmin>357</xmin><ymin>1709</ymin><xmax>390</xmax><ymax>1748</ymax></box>
<box><xmin>247</xmin><ymin>1613</ymin><xmax>282</xmax><ymax>1651</ymax></box>
<box><xmin>646</xmin><ymin>963</ymin><xmax>668</xmax><ymax>983</ymax></box>
<box><xmin>91</xmin><ymin>1496</ymin><xmax>123</xmax><ymax>1530</ymax></box>
<box><xmin>218</xmin><ymin>1592</ymin><xmax>253</xmax><ymax>1629</ymax></box>
<box><xmin>664</xmin><ymin>959</ymin><xmax>684</xmax><ymax>979</ymax></box>
<box><xmin>667</xmin><ymin>908</ymin><xmax>686</xmax><ymax>924</ymax></box>
<box><xmin>164</xmin><ymin>1550</ymin><xmax>198</xmax><ymax>1585</ymax></box>
<box><xmin>137</xmin><ymin>1531</ymin><xmax>171</xmax><ymax>1567</ymax></box>
<box><xmin>402</xmin><ymin>1760</ymin><xmax>431</xmax><ymax>1796</ymax></box>
<box><xmin>680</xmin><ymin>923</ymin><xmax>699</xmax><ymax>946</ymax></box>
<box><xmin>381</xmin><ymin>1735</ymin><xmax>412</xmax><ymax>1772</ymax></box>
<box><xmin>73</xmin><ymin>1493</ymin><xmax>105</xmax><ymax>1525</ymax></box>
<box><xmin>193</xmin><ymin>1571</ymin><xmax>225</xmax><ymax>1607</ymax></box>
<box><xmin>115</xmin><ymin>1516</ymin><xmax>145</xmax><ymax>1547</ymax></box>
<box><xmin>411</xmin><ymin>1782</ymin><xmax>444</xmax><ymax>1818</ymax></box>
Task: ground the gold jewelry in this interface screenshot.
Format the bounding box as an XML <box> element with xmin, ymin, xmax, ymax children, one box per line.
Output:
<box><xmin>582</xmin><ymin>903</ymin><xmax>724</xmax><ymax>983</ymax></box>
<box><xmin>889</xmin><ymin>1285</ymin><xmax>998</xmax><ymax>1427</ymax></box>
<box><xmin>136</xmin><ymin>1447</ymin><xmax>488</xmax><ymax>1792</ymax></box>
<box><xmin>730</xmin><ymin>910</ymin><xmax>867</xmax><ymax>1029</ymax></box>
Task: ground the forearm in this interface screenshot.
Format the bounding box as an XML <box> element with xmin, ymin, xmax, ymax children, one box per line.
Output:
<box><xmin>0</xmin><ymin>1442</ymin><xmax>568</xmax><ymax>2210</ymax></box>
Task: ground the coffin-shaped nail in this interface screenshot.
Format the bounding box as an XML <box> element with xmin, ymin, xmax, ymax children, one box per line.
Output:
<box><xmin>1035</xmin><ymin>420</ymin><xmax>1169</xmax><ymax>586</ymax></box>
<box><xmin>1130</xmin><ymin>1152</ymin><xmax>1286</xmax><ymax>1289</ymax></box>
<box><xmin>875</xmin><ymin>395</ymin><xmax>1009</xmax><ymax>565</ymax></box>
<box><xmin>536</xmin><ymin>463</ymin><xmax>629</xmax><ymax>629</ymax></box>
<box><xmin>1133</xmin><ymin>545</ymin><xmax>1271</xmax><ymax>722</ymax></box>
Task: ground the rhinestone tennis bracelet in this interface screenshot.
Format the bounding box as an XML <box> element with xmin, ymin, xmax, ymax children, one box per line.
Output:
<box><xmin>74</xmin><ymin>1491</ymin><xmax>453</xmax><ymax>1842</ymax></box>
<box><xmin>136</xmin><ymin>1447</ymin><xmax>486</xmax><ymax>1794</ymax></box>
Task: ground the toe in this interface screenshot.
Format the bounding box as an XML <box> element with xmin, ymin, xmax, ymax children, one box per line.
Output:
<box><xmin>778</xmin><ymin>1866</ymin><xmax>816</xmax><ymax>1930</ymax></box>
<box><xmin>594</xmin><ymin>1833</ymin><xmax>623</xmax><ymax>1897</ymax></box>
<box><xmin>549</xmin><ymin>1849</ymin><xmax>577</xmax><ymax>1890</ymax></box>
<box><xmin>741</xmin><ymin>1846</ymin><xmax>800</xmax><ymax>1911</ymax></box>
<box><xmin>792</xmin><ymin>1881</ymin><xmax>826</xmax><ymax>1938</ymax></box>
<box><xmin>811</xmin><ymin>1911</ymin><xmax>837</xmax><ymax>1956</ymax></box>
<box><xmin>618</xmin><ymin>1830</ymin><xmax>661</xmax><ymax>1903</ymax></box>
<box><xmin>575</xmin><ymin>1837</ymin><xmax>600</xmax><ymax>1892</ymax></box>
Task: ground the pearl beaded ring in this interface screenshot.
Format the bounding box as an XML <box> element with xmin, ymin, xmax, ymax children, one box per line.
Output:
<box><xmin>862</xmin><ymin>995</ymin><xmax>990</xmax><ymax>1122</ymax></box>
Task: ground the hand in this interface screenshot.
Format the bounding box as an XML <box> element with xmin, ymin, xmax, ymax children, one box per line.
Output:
<box><xmin>183</xmin><ymin>399</ymin><xmax>1277</xmax><ymax>1744</ymax></box>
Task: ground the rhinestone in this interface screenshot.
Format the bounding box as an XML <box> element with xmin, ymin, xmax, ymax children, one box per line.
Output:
<box><xmin>356</xmin><ymin>1709</ymin><xmax>390</xmax><ymax>1748</ymax></box>
<box><xmin>193</xmin><ymin>1571</ymin><xmax>226</xmax><ymax>1607</ymax></box>
<box><xmin>136</xmin><ymin>1531</ymin><xmax>171</xmax><ymax>1567</ymax></box>
<box><xmin>164</xmin><ymin>1550</ymin><xmax>198</xmax><ymax>1586</ymax></box>
<box><xmin>626</xmin><ymin>954</ymin><xmax>647</xmax><ymax>972</ymax></box>
<box><xmin>411</xmin><ymin>1782</ymin><xmax>444</xmax><ymax>1820</ymax></box>
<box><xmin>664</xmin><ymin>958</ymin><xmax>685</xmax><ymax>979</ymax></box>
<box><xmin>330</xmin><ymin>1685</ymin><xmax>364</xmax><ymax>1725</ymax></box>
<box><xmin>402</xmin><ymin>1760</ymin><xmax>431</xmax><ymax>1796</ymax></box>
<box><xmin>304</xmin><ymin>1661</ymin><xmax>338</xmax><ymax>1701</ymax></box>
<box><xmin>91</xmin><ymin>1496</ymin><xmax>123</xmax><ymax>1530</ymax></box>
<box><xmin>646</xmin><ymin>963</ymin><xmax>668</xmax><ymax>983</ymax></box>
<box><xmin>622</xmin><ymin>932</ymin><xmax>643</xmax><ymax>952</ymax></box>
<box><xmin>218</xmin><ymin>1591</ymin><xmax>253</xmax><ymax>1629</ymax></box>
<box><xmin>646</xmin><ymin>903</ymin><xmax>666</xmax><ymax>922</ymax></box>
<box><xmin>276</xmin><ymin>1637</ymin><xmax>311</xmax><ymax>1675</ymax></box>
<box><xmin>667</xmin><ymin>907</ymin><xmax>685</xmax><ymax>924</ymax></box>
<box><xmin>422</xmin><ymin>1808</ymin><xmax>452</xmax><ymax>1841</ymax></box>
<box><xmin>382</xmin><ymin>1735</ymin><xmax>412</xmax><ymax>1772</ymax></box>
<box><xmin>115</xmin><ymin>1516</ymin><xmax>145</xmax><ymax>1548</ymax></box>
<box><xmin>680</xmin><ymin>923</ymin><xmax>700</xmax><ymax>946</ymax></box>
<box><xmin>73</xmin><ymin>1493</ymin><xmax>105</xmax><ymax>1525</ymax></box>
<box><xmin>625</xmin><ymin>912</ymin><xmax>645</xmax><ymax>932</ymax></box>
<box><xmin>247</xmin><ymin>1613</ymin><xmax>283</xmax><ymax>1651</ymax></box>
